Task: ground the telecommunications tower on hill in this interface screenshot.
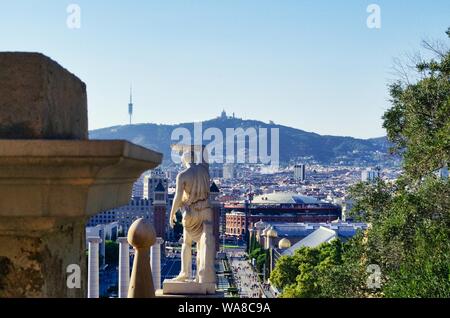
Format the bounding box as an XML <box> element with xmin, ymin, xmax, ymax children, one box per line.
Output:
<box><xmin>128</xmin><ymin>86</ymin><xmax>133</xmax><ymax>125</ymax></box>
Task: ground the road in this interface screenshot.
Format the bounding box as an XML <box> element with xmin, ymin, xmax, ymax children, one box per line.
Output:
<box><xmin>161</xmin><ymin>256</ymin><xmax>181</xmax><ymax>281</ymax></box>
<box><xmin>227</xmin><ymin>250</ymin><xmax>265</xmax><ymax>298</ymax></box>
<box><xmin>161</xmin><ymin>254</ymin><xmax>197</xmax><ymax>282</ymax></box>
<box><xmin>161</xmin><ymin>249</ymin><xmax>276</xmax><ymax>298</ymax></box>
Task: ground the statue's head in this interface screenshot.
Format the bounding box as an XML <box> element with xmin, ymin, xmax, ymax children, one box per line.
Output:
<box><xmin>181</xmin><ymin>151</ymin><xmax>196</xmax><ymax>167</ymax></box>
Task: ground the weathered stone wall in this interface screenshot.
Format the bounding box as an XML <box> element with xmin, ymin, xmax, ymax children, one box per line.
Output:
<box><xmin>0</xmin><ymin>217</ymin><xmax>87</xmax><ymax>297</ymax></box>
<box><xmin>0</xmin><ymin>52</ymin><xmax>88</xmax><ymax>139</ymax></box>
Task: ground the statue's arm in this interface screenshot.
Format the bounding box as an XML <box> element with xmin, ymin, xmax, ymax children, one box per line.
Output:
<box><xmin>170</xmin><ymin>173</ymin><xmax>184</xmax><ymax>227</ymax></box>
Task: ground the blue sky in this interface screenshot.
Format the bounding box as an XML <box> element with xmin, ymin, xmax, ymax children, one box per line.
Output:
<box><xmin>0</xmin><ymin>0</ymin><xmax>449</xmax><ymax>138</ymax></box>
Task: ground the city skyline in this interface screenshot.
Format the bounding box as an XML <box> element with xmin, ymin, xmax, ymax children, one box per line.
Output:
<box><xmin>0</xmin><ymin>1</ymin><xmax>449</xmax><ymax>138</ymax></box>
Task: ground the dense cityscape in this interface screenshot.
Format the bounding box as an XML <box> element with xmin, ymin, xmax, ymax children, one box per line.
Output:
<box><xmin>85</xmin><ymin>130</ymin><xmax>409</xmax><ymax>298</ymax></box>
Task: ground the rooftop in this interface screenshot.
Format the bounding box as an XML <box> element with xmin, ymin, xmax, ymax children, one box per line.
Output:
<box><xmin>257</xmin><ymin>221</ymin><xmax>368</xmax><ymax>238</ymax></box>
<box><xmin>282</xmin><ymin>227</ymin><xmax>337</xmax><ymax>256</ymax></box>
<box><xmin>250</xmin><ymin>192</ymin><xmax>322</xmax><ymax>205</ymax></box>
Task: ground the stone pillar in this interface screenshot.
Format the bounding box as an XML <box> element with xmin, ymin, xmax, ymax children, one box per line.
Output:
<box><xmin>118</xmin><ymin>237</ymin><xmax>130</xmax><ymax>298</ymax></box>
<box><xmin>87</xmin><ymin>237</ymin><xmax>101</xmax><ymax>298</ymax></box>
<box><xmin>265</xmin><ymin>228</ymin><xmax>277</xmax><ymax>250</ymax></box>
<box><xmin>0</xmin><ymin>52</ymin><xmax>163</xmax><ymax>298</ymax></box>
<box><xmin>254</xmin><ymin>221</ymin><xmax>266</xmax><ymax>245</ymax></box>
<box><xmin>261</xmin><ymin>229</ymin><xmax>267</xmax><ymax>250</ymax></box>
<box><xmin>128</xmin><ymin>218</ymin><xmax>156</xmax><ymax>298</ymax></box>
<box><xmin>150</xmin><ymin>237</ymin><xmax>164</xmax><ymax>290</ymax></box>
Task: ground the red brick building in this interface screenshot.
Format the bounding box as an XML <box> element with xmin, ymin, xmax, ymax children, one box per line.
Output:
<box><xmin>225</xmin><ymin>192</ymin><xmax>342</xmax><ymax>239</ymax></box>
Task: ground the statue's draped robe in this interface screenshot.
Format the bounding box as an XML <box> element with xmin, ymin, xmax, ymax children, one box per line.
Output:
<box><xmin>181</xmin><ymin>163</ymin><xmax>212</xmax><ymax>242</ymax></box>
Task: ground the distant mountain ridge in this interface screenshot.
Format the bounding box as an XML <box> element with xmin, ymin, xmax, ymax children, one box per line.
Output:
<box><xmin>89</xmin><ymin>116</ymin><xmax>390</xmax><ymax>165</ymax></box>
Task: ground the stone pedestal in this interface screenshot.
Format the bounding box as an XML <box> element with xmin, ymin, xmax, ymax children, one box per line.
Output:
<box><xmin>87</xmin><ymin>237</ymin><xmax>101</xmax><ymax>298</ymax></box>
<box><xmin>162</xmin><ymin>281</ymin><xmax>216</xmax><ymax>295</ymax></box>
<box><xmin>155</xmin><ymin>289</ymin><xmax>224</xmax><ymax>298</ymax></box>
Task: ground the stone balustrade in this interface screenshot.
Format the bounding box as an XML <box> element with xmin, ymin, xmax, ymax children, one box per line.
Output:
<box><xmin>87</xmin><ymin>237</ymin><xmax>102</xmax><ymax>298</ymax></box>
<box><xmin>84</xmin><ymin>232</ymin><xmax>163</xmax><ymax>298</ymax></box>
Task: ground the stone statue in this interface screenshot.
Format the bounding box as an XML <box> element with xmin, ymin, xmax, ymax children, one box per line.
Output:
<box><xmin>166</xmin><ymin>147</ymin><xmax>216</xmax><ymax>294</ymax></box>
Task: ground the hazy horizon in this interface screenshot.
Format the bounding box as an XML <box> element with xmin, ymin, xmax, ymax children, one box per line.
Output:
<box><xmin>89</xmin><ymin>112</ymin><xmax>387</xmax><ymax>140</ymax></box>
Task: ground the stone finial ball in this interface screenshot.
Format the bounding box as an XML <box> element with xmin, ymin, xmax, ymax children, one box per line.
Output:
<box><xmin>278</xmin><ymin>238</ymin><xmax>292</xmax><ymax>249</ymax></box>
<box><xmin>127</xmin><ymin>218</ymin><xmax>156</xmax><ymax>249</ymax></box>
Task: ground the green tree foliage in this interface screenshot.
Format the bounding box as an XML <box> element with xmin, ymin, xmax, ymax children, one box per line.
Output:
<box><xmin>317</xmin><ymin>234</ymin><xmax>373</xmax><ymax>298</ymax></box>
<box><xmin>269</xmin><ymin>255</ymin><xmax>301</xmax><ymax>290</ymax></box>
<box><xmin>256</xmin><ymin>252</ymin><xmax>268</xmax><ymax>273</ymax></box>
<box><xmin>270</xmin><ymin>239</ymin><xmax>374</xmax><ymax>298</ymax></box>
<box><xmin>248</xmin><ymin>239</ymin><xmax>269</xmax><ymax>274</ymax></box>
<box><xmin>249</xmin><ymin>234</ymin><xmax>258</xmax><ymax>254</ymax></box>
<box><xmin>269</xmin><ymin>235</ymin><xmax>386</xmax><ymax>298</ymax></box>
<box><xmin>347</xmin><ymin>177</ymin><xmax>450</xmax><ymax>297</ymax></box>
<box><xmin>383</xmin><ymin>28</ymin><xmax>450</xmax><ymax>181</ymax></box>
<box><xmin>349</xmin><ymin>29</ymin><xmax>450</xmax><ymax>297</ymax></box>
<box><xmin>249</xmin><ymin>247</ymin><xmax>267</xmax><ymax>272</ymax></box>
<box><xmin>270</xmin><ymin>29</ymin><xmax>450</xmax><ymax>298</ymax></box>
